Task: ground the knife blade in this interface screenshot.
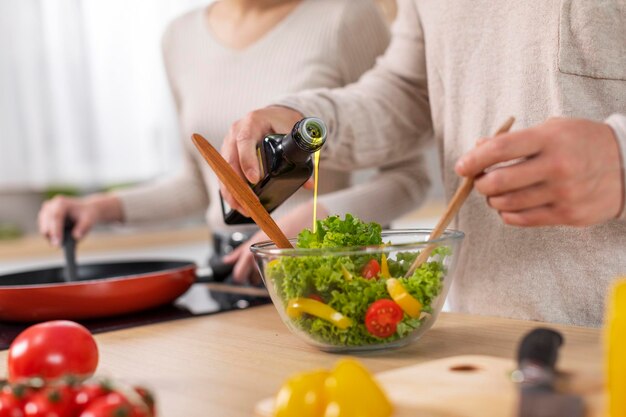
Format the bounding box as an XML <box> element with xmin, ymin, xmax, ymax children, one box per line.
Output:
<box><xmin>516</xmin><ymin>328</ymin><xmax>585</xmax><ymax>417</ymax></box>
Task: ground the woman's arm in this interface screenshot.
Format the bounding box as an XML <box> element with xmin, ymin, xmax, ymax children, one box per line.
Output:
<box><xmin>317</xmin><ymin>150</ymin><xmax>431</xmax><ymax>225</ymax></box>
<box><xmin>114</xmin><ymin>24</ymin><xmax>210</xmax><ymax>224</ymax></box>
<box><xmin>114</xmin><ymin>150</ymin><xmax>209</xmax><ymax>224</ymax></box>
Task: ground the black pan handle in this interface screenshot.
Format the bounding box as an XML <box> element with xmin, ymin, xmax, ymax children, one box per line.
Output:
<box><xmin>517</xmin><ymin>327</ymin><xmax>563</xmax><ymax>371</ymax></box>
<box><xmin>62</xmin><ymin>218</ymin><xmax>78</xmax><ymax>282</ymax></box>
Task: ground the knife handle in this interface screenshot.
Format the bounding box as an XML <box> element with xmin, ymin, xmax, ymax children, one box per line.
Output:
<box><xmin>517</xmin><ymin>328</ymin><xmax>564</xmax><ymax>370</ymax></box>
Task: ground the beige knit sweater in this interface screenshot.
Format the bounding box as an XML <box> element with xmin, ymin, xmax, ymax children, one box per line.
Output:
<box><xmin>278</xmin><ymin>0</ymin><xmax>626</xmax><ymax>326</ymax></box>
<box><xmin>115</xmin><ymin>0</ymin><xmax>431</xmax><ymax>237</ymax></box>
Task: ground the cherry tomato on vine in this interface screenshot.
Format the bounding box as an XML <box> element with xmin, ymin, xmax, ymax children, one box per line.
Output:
<box><xmin>74</xmin><ymin>381</ymin><xmax>113</xmax><ymax>414</ymax></box>
<box><xmin>79</xmin><ymin>393</ymin><xmax>132</xmax><ymax>417</ymax></box>
<box><xmin>23</xmin><ymin>386</ymin><xmax>76</xmax><ymax>417</ymax></box>
<box><xmin>8</xmin><ymin>321</ymin><xmax>99</xmax><ymax>382</ymax></box>
<box><xmin>365</xmin><ymin>299</ymin><xmax>403</xmax><ymax>338</ymax></box>
<box><xmin>0</xmin><ymin>391</ymin><xmax>24</xmax><ymax>417</ymax></box>
<box><xmin>1</xmin><ymin>381</ymin><xmax>38</xmax><ymax>408</ymax></box>
<box><xmin>361</xmin><ymin>260</ymin><xmax>380</xmax><ymax>280</ymax></box>
<box><xmin>134</xmin><ymin>386</ymin><xmax>156</xmax><ymax>416</ymax></box>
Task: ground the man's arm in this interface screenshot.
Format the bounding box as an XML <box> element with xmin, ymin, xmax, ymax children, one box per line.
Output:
<box><xmin>220</xmin><ymin>0</ymin><xmax>432</xmax><ymax>213</ymax></box>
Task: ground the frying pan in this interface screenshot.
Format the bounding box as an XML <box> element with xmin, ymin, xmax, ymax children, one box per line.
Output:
<box><xmin>0</xmin><ymin>220</ymin><xmax>196</xmax><ymax>322</ymax></box>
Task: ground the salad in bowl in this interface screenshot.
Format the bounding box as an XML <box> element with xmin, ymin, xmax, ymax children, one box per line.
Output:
<box><xmin>251</xmin><ymin>214</ymin><xmax>464</xmax><ymax>352</ymax></box>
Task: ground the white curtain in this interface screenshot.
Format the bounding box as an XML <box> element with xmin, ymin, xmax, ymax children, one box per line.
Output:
<box><xmin>0</xmin><ymin>0</ymin><xmax>208</xmax><ymax>190</ymax></box>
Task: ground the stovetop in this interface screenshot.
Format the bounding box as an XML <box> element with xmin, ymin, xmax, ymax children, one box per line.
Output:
<box><xmin>0</xmin><ymin>283</ymin><xmax>271</xmax><ymax>350</ymax></box>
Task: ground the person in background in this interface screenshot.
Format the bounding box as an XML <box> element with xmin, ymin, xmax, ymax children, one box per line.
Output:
<box><xmin>219</xmin><ymin>0</ymin><xmax>626</xmax><ymax>326</ymax></box>
<box><xmin>38</xmin><ymin>0</ymin><xmax>430</xmax><ymax>283</ymax></box>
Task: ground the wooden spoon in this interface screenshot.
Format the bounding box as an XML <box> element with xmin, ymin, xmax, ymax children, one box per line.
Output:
<box><xmin>191</xmin><ymin>134</ymin><xmax>293</xmax><ymax>249</ymax></box>
<box><xmin>404</xmin><ymin>117</ymin><xmax>516</xmax><ymax>277</ymax></box>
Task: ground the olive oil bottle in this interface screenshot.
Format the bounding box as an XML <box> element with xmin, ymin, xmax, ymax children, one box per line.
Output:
<box><xmin>221</xmin><ymin>117</ymin><xmax>327</xmax><ymax>224</ymax></box>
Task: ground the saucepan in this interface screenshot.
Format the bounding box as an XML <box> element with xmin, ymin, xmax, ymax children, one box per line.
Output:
<box><xmin>0</xmin><ymin>220</ymin><xmax>196</xmax><ymax>322</ymax></box>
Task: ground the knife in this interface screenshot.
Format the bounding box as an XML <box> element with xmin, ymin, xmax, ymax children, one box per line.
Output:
<box><xmin>515</xmin><ymin>328</ymin><xmax>585</xmax><ymax>417</ymax></box>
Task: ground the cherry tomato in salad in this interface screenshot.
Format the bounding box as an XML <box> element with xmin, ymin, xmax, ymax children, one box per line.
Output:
<box><xmin>8</xmin><ymin>321</ymin><xmax>99</xmax><ymax>382</ymax></box>
<box><xmin>361</xmin><ymin>260</ymin><xmax>381</xmax><ymax>280</ymax></box>
<box><xmin>307</xmin><ymin>294</ymin><xmax>324</xmax><ymax>303</ymax></box>
<box><xmin>365</xmin><ymin>299</ymin><xmax>403</xmax><ymax>338</ymax></box>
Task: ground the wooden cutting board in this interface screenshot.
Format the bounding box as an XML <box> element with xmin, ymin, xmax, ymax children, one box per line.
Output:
<box><xmin>255</xmin><ymin>355</ymin><xmax>605</xmax><ymax>417</ymax></box>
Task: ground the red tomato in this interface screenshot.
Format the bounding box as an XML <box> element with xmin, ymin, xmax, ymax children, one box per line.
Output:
<box><xmin>23</xmin><ymin>386</ymin><xmax>75</xmax><ymax>417</ymax></box>
<box><xmin>0</xmin><ymin>391</ymin><xmax>24</xmax><ymax>417</ymax></box>
<box><xmin>130</xmin><ymin>404</ymin><xmax>149</xmax><ymax>417</ymax></box>
<box><xmin>74</xmin><ymin>382</ymin><xmax>112</xmax><ymax>414</ymax></box>
<box><xmin>8</xmin><ymin>321</ymin><xmax>99</xmax><ymax>382</ymax></box>
<box><xmin>365</xmin><ymin>299</ymin><xmax>404</xmax><ymax>338</ymax></box>
<box><xmin>2</xmin><ymin>382</ymin><xmax>37</xmax><ymax>407</ymax></box>
<box><xmin>132</xmin><ymin>387</ymin><xmax>155</xmax><ymax>417</ymax></box>
<box><xmin>361</xmin><ymin>260</ymin><xmax>381</xmax><ymax>280</ymax></box>
<box><xmin>79</xmin><ymin>393</ymin><xmax>132</xmax><ymax>417</ymax></box>
<box><xmin>307</xmin><ymin>294</ymin><xmax>324</xmax><ymax>303</ymax></box>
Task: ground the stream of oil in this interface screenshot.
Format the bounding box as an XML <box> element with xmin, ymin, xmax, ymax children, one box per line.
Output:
<box><xmin>312</xmin><ymin>150</ymin><xmax>320</xmax><ymax>233</ymax></box>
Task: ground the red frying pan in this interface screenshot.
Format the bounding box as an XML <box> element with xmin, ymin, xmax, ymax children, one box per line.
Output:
<box><xmin>0</xmin><ymin>220</ymin><xmax>195</xmax><ymax>322</ymax></box>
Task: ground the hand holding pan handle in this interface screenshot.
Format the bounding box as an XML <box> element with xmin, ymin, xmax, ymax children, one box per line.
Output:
<box><xmin>62</xmin><ymin>218</ymin><xmax>78</xmax><ymax>282</ymax></box>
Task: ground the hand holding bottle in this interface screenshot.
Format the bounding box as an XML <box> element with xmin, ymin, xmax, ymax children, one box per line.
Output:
<box><xmin>220</xmin><ymin>106</ymin><xmax>304</xmax><ymax>216</ymax></box>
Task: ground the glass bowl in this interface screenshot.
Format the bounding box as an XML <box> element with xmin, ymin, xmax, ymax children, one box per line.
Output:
<box><xmin>251</xmin><ymin>229</ymin><xmax>464</xmax><ymax>352</ymax></box>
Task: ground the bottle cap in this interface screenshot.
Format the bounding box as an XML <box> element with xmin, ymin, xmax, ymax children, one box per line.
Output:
<box><xmin>293</xmin><ymin>118</ymin><xmax>327</xmax><ymax>153</ymax></box>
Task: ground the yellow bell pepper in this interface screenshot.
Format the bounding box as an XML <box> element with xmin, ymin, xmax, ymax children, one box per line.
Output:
<box><xmin>386</xmin><ymin>278</ymin><xmax>422</xmax><ymax>318</ymax></box>
<box><xmin>265</xmin><ymin>259</ymin><xmax>282</xmax><ymax>277</ymax></box>
<box><xmin>323</xmin><ymin>359</ymin><xmax>393</xmax><ymax>417</ymax></box>
<box><xmin>274</xmin><ymin>370</ymin><xmax>330</xmax><ymax>417</ymax></box>
<box><xmin>606</xmin><ymin>278</ymin><xmax>626</xmax><ymax>417</ymax></box>
<box><xmin>286</xmin><ymin>298</ymin><xmax>352</xmax><ymax>329</ymax></box>
<box><xmin>268</xmin><ymin>259</ymin><xmax>281</xmax><ymax>268</ymax></box>
<box><xmin>340</xmin><ymin>265</ymin><xmax>353</xmax><ymax>281</ymax></box>
<box><xmin>273</xmin><ymin>359</ymin><xmax>393</xmax><ymax>417</ymax></box>
<box><xmin>380</xmin><ymin>254</ymin><xmax>391</xmax><ymax>279</ymax></box>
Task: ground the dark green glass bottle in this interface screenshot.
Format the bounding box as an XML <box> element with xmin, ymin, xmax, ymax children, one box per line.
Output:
<box><xmin>221</xmin><ymin>117</ymin><xmax>327</xmax><ymax>225</ymax></box>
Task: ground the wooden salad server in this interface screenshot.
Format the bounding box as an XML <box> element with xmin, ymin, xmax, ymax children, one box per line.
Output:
<box><xmin>192</xmin><ymin>134</ymin><xmax>293</xmax><ymax>249</ymax></box>
<box><xmin>405</xmin><ymin>117</ymin><xmax>516</xmax><ymax>277</ymax></box>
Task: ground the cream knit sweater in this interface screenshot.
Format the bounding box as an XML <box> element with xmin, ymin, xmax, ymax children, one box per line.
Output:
<box><xmin>115</xmin><ymin>0</ymin><xmax>430</xmax><ymax>236</ymax></box>
<box><xmin>278</xmin><ymin>0</ymin><xmax>626</xmax><ymax>326</ymax></box>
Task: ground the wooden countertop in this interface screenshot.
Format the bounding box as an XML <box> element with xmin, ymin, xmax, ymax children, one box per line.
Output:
<box><xmin>0</xmin><ymin>305</ymin><xmax>602</xmax><ymax>417</ymax></box>
<box><xmin>0</xmin><ymin>226</ymin><xmax>211</xmax><ymax>261</ymax></box>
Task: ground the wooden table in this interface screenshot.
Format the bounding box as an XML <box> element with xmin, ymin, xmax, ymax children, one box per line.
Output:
<box><xmin>0</xmin><ymin>305</ymin><xmax>602</xmax><ymax>417</ymax></box>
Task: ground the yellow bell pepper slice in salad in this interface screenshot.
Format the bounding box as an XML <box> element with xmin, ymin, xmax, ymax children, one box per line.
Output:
<box><xmin>380</xmin><ymin>254</ymin><xmax>391</xmax><ymax>279</ymax></box>
<box><xmin>286</xmin><ymin>298</ymin><xmax>353</xmax><ymax>329</ymax></box>
<box><xmin>386</xmin><ymin>278</ymin><xmax>422</xmax><ymax>318</ymax></box>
